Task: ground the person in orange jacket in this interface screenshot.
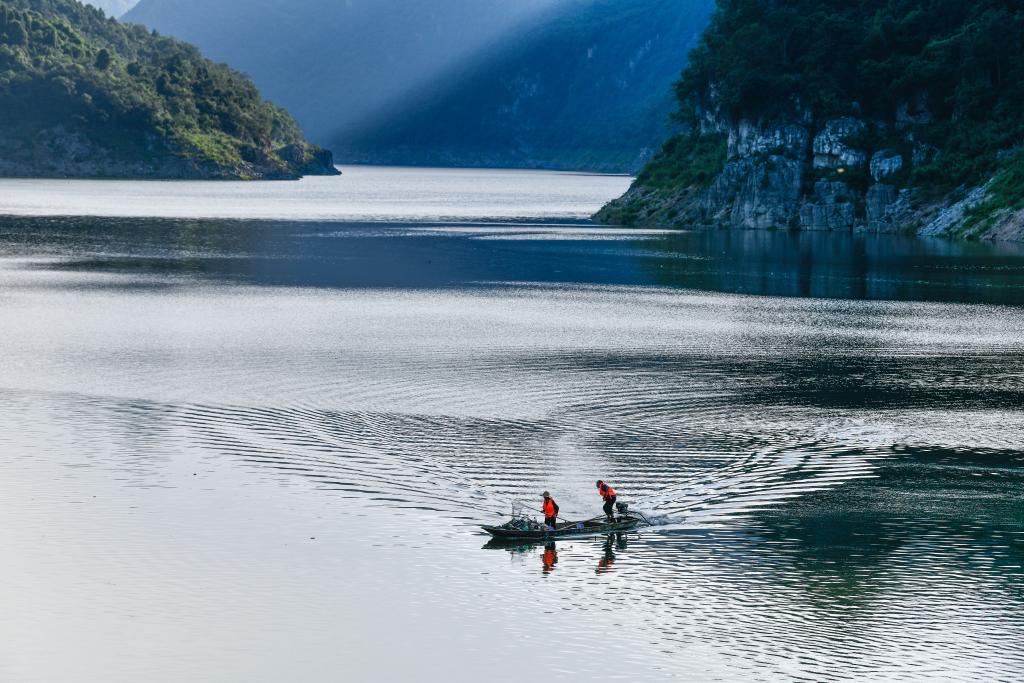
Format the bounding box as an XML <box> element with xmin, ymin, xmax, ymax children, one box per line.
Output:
<box><xmin>541</xmin><ymin>491</ymin><xmax>559</xmax><ymax>530</ymax></box>
<box><xmin>596</xmin><ymin>480</ymin><xmax>617</xmax><ymax>521</ymax></box>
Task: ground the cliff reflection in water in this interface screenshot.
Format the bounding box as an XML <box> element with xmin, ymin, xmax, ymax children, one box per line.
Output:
<box><xmin>7</xmin><ymin>215</ymin><xmax>1024</xmax><ymax>304</ymax></box>
<box><xmin>641</xmin><ymin>229</ymin><xmax>1024</xmax><ymax>304</ymax></box>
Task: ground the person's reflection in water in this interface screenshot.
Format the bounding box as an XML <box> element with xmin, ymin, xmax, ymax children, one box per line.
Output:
<box><xmin>597</xmin><ymin>533</ymin><xmax>627</xmax><ymax>574</ymax></box>
<box><xmin>542</xmin><ymin>542</ymin><xmax>558</xmax><ymax>576</ymax></box>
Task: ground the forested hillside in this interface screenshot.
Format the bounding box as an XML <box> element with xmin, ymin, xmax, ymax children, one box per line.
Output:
<box><xmin>598</xmin><ymin>0</ymin><xmax>1024</xmax><ymax>241</ymax></box>
<box><xmin>124</xmin><ymin>0</ymin><xmax>559</xmax><ymax>154</ymax></box>
<box><xmin>338</xmin><ymin>0</ymin><xmax>714</xmax><ymax>172</ymax></box>
<box><xmin>0</xmin><ymin>0</ymin><xmax>336</xmax><ymax>178</ymax></box>
<box><xmin>125</xmin><ymin>0</ymin><xmax>714</xmax><ymax>173</ymax></box>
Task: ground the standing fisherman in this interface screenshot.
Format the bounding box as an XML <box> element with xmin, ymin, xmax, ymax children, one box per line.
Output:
<box><xmin>596</xmin><ymin>480</ymin><xmax>617</xmax><ymax>521</ymax></box>
<box><xmin>541</xmin><ymin>491</ymin><xmax>559</xmax><ymax>530</ymax></box>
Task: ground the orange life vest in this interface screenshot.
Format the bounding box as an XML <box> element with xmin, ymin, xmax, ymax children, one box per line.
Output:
<box><xmin>599</xmin><ymin>483</ymin><xmax>616</xmax><ymax>500</ymax></box>
<box><xmin>543</xmin><ymin>498</ymin><xmax>557</xmax><ymax>517</ymax></box>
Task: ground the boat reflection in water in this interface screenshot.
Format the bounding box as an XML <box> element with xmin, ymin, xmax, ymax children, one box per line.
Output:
<box><xmin>482</xmin><ymin>534</ymin><xmax>632</xmax><ymax>576</ymax></box>
<box><xmin>597</xmin><ymin>534</ymin><xmax>628</xmax><ymax>574</ymax></box>
<box><xmin>542</xmin><ymin>543</ymin><xmax>558</xmax><ymax>576</ymax></box>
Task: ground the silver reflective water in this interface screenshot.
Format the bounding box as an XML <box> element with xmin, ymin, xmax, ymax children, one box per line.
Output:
<box><xmin>0</xmin><ymin>167</ymin><xmax>1022</xmax><ymax>681</ymax></box>
<box><xmin>0</xmin><ymin>165</ymin><xmax>631</xmax><ymax>222</ymax></box>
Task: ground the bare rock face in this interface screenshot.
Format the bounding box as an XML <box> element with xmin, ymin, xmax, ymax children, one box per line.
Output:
<box><xmin>702</xmin><ymin>155</ymin><xmax>804</xmax><ymax>229</ymax></box>
<box><xmin>870</xmin><ymin>149</ymin><xmax>904</xmax><ymax>181</ymax></box>
<box><xmin>865</xmin><ymin>183</ymin><xmax>897</xmax><ymax>232</ymax></box>
<box><xmin>813</xmin><ymin>117</ymin><xmax>867</xmax><ymax>169</ymax></box>
<box><xmin>691</xmin><ymin>118</ymin><xmax>811</xmax><ymax>230</ymax></box>
<box><xmin>800</xmin><ymin>179</ymin><xmax>856</xmax><ymax>231</ymax></box>
<box><xmin>598</xmin><ymin>106</ymin><xmax>1024</xmax><ymax>241</ymax></box>
<box><xmin>980</xmin><ymin>207</ymin><xmax>1024</xmax><ymax>242</ymax></box>
<box><xmin>919</xmin><ymin>186</ymin><xmax>990</xmax><ymax>236</ymax></box>
<box><xmin>865</xmin><ymin>183</ymin><xmax>914</xmax><ymax>233</ymax></box>
<box><xmin>729</xmin><ymin>119</ymin><xmax>810</xmax><ymax>158</ymax></box>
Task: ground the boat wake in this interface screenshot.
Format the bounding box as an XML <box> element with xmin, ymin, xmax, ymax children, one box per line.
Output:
<box><xmin>632</xmin><ymin>442</ymin><xmax>888</xmax><ymax>531</ymax></box>
<box><xmin>162</xmin><ymin>400</ymin><xmax>893</xmax><ymax>533</ymax></box>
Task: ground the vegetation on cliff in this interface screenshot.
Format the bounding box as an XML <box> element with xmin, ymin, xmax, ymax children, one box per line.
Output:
<box><xmin>0</xmin><ymin>0</ymin><xmax>336</xmax><ymax>178</ymax></box>
<box><xmin>599</xmin><ymin>0</ymin><xmax>1024</xmax><ymax>240</ymax></box>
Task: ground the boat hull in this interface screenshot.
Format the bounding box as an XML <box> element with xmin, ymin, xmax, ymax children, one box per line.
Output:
<box><xmin>481</xmin><ymin>515</ymin><xmax>643</xmax><ymax>541</ymax></box>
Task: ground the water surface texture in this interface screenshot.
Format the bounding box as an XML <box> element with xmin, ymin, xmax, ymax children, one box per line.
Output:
<box><xmin>0</xmin><ymin>165</ymin><xmax>630</xmax><ymax>222</ymax></box>
<box><xmin>1</xmin><ymin>167</ymin><xmax>1023</xmax><ymax>681</ymax></box>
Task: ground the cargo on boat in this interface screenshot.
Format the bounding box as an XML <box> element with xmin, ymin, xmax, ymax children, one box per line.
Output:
<box><xmin>481</xmin><ymin>513</ymin><xmax>645</xmax><ymax>541</ymax></box>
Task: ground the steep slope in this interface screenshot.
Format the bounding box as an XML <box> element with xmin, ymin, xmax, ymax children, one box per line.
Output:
<box><xmin>338</xmin><ymin>0</ymin><xmax>715</xmax><ymax>172</ymax></box>
<box><xmin>124</xmin><ymin>0</ymin><xmax>559</xmax><ymax>151</ymax></box>
<box><xmin>0</xmin><ymin>0</ymin><xmax>336</xmax><ymax>179</ymax></box>
<box><xmin>124</xmin><ymin>0</ymin><xmax>714</xmax><ymax>172</ymax></box>
<box><xmin>598</xmin><ymin>0</ymin><xmax>1024</xmax><ymax>241</ymax></box>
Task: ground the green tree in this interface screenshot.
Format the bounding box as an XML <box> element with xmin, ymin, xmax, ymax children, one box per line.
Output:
<box><xmin>6</xmin><ymin>19</ymin><xmax>27</xmax><ymax>45</ymax></box>
<box><xmin>0</xmin><ymin>0</ymin><xmax>335</xmax><ymax>179</ymax></box>
<box><xmin>669</xmin><ymin>0</ymin><xmax>1024</xmax><ymax>192</ymax></box>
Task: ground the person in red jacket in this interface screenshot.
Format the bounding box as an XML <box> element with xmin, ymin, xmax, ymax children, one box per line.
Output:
<box><xmin>541</xmin><ymin>491</ymin><xmax>559</xmax><ymax>530</ymax></box>
<box><xmin>596</xmin><ymin>480</ymin><xmax>617</xmax><ymax>521</ymax></box>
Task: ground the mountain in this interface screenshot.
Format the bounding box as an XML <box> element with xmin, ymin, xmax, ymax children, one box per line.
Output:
<box><xmin>338</xmin><ymin>0</ymin><xmax>716</xmax><ymax>172</ymax></box>
<box><xmin>597</xmin><ymin>0</ymin><xmax>1024</xmax><ymax>242</ymax></box>
<box><xmin>0</xmin><ymin>0</ymin><xmax>336</xmax><ymax>179</ymax></box>
<box><xmin>124</xmin><ymin>0</ymin><xmax>715</xmax><ymax>173</ymax></box>
<box><xmin>124</xmin><ymin>0</ymin><xmax>559</xmax><ymax>154</ymax></box>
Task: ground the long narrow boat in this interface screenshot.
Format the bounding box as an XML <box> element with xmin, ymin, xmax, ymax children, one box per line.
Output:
<box><xmin>481</xmin><ymin>514</ymin><xmax>645</xmax><ymax>541</ymax></box>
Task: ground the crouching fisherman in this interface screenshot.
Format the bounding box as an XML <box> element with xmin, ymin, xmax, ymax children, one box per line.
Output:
<box><xmin>541</xmin><ymin>491</ymin><xmax>559</xmax><ymax>530</ymax></box>
<box><xmin>596</xmin><ymin>480</ymin><xmax>617</xmax><ymax>521</ymax></box>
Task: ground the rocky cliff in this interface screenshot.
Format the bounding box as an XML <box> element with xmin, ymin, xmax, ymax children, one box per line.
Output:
<box><xmin>597</xmin><ymin>111</ymin><xmax>1024</xmax><ymax>240</ymax></box>
<box><xmin>597</xmin><ymin>0</ymin><xmax>1024</xmax><ymax>242</ymax></box>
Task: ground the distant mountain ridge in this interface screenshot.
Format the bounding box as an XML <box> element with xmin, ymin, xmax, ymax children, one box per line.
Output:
<box><xmin>124</xmin><ymin>0</ymin><xmax>715</xmax><ymax>172</ymax></box>
<box><xmin>85</xmin><ymin>0</ymin><xmax>136</xmax><ymax>17</ymax></box>
<box><xmin>339</xmin><ymin>0</ymin><xmax>716</xmax><ymax>172</ymax></box>
<box><xmin>124</xmin><ymin>0</ymin><xmax>560</xmax><ymax>152</ymax></box>
<box><xmin>0</xmin><ymin>0</ymin><xmax>336</xmax><ymax>179</ymax></box>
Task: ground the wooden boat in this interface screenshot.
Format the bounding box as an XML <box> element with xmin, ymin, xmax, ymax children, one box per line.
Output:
<box><xmin>481</xmin><ymin>514</ymin><xmax>645</xmax><ymax>541</ymax></box>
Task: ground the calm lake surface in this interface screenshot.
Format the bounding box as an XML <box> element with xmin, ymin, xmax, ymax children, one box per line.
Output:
<box><xmin>1</xmin><ymin>166</ymin><xmax>1023</xmax><ymax>681</ymax></box>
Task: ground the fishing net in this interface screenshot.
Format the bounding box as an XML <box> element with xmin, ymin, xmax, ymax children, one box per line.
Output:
<box><xmin>510</xmin><ymin>500</ymin><xmax>533</xmax><ymax>520</ymax></box>
<box><xmin>503</xmin><ymin>500</ymin><xmax>546</xmax><ymax>531</ymax></box>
